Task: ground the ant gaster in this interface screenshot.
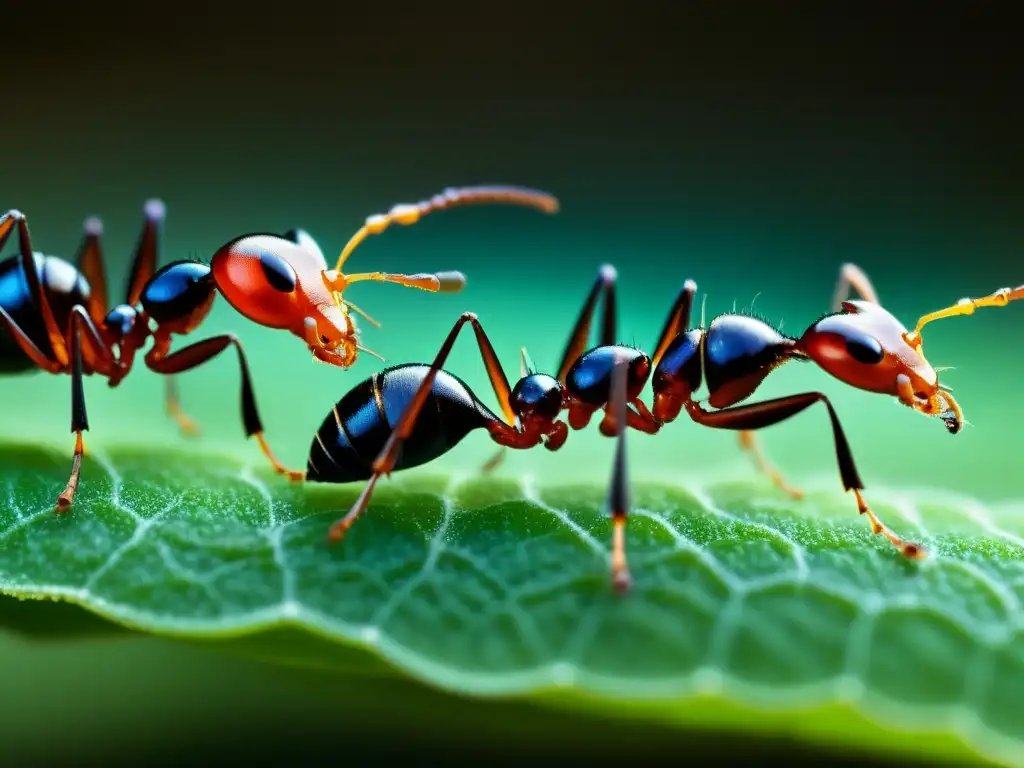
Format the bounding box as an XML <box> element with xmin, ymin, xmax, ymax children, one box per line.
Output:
<box><xmin>0</xmin><ymin>185</ymin><xmax>558</xmax><ymax>510</ymax></box>
<box><xmin>290</xmin><ymin>264</ymin><xmax>1020</xmax><ymax>591</ymax></box>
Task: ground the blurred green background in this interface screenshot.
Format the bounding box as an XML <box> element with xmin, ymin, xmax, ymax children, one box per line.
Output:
<box><xmin>2</xmin><ymin>5</ymin><xmax>1022</xmax><ymax>765</ymax></box>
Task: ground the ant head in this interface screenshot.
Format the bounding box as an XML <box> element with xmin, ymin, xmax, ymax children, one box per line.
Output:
<box><xmin>210</xmin><ymin>234</ymin><xmax>357</xmax><ymax>366</ymax></box>
<box><xmin>509</xmin><ymin>347</ymin><xmax>564</xmax><ymax>428</ymax></box>
<box><xmin>510</xmin><ymin>371</ymin><xmax>563</xmax><ymax>429</ymax></box>
<box><xmin>799</xmin><ymin>300</ymin><xmax>961</xmax><ymax>432</ymax></box>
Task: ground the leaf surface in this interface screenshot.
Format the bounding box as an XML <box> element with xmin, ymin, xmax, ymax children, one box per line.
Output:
<box><xmin>1</xmin><ymin>442</ymin><xmax>1023</xmax><ymax>767</ymax></box>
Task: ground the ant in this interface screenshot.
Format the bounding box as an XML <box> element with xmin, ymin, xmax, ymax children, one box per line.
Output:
<box><xmin>0</xmin><ymin>185</ymin><xmax>558</xmax><ymax>510</ymax></box>
<box><xmin>290</xmin><ymin>263</ymin><xmax>1020</xmax><ymax>591</ymax></box>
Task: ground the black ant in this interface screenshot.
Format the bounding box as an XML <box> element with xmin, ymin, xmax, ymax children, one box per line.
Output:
<box><xmin>0</xmin><ymin>185</ymin><xmax>558</xmax><ymax>510</ymax></box>
<box><xmin>290</xmin><ymin>263</ymin><xmax>1020</xmax><ymax>591</ymax></box>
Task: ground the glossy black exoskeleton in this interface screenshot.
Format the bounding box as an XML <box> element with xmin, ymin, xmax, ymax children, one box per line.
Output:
<box><xmin>307</xmin><ymin>364</ymin><xmax>496</xmax><ymax>483</ymax></box>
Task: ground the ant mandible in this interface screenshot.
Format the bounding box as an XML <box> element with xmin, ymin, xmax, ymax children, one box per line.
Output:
<box><xmin>0</xmin><ymin>185</ymin><xmax>558</xmax><ymax>511</ymax></box>
<box><xmin>292</xmin><ymin>263</ymin><xmax>1021</xmax><ymax>591</ymax></box>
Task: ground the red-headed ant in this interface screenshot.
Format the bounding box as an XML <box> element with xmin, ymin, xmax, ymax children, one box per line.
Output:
<box><xmin>0</xmin><ymin>185</ymin><xmax>558</xmax><ymax>510</ymax></box>
<box><xmin>291</xmin><ymin>264</ymin><xmax>1020</xmax><ymax>591</ymax></box>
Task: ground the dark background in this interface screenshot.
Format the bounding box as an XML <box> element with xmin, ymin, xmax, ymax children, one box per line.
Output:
<box><xmin>4</xmin><ymin>5</ymin><xmax>1022</xmax><ymax>766</ymax></box>
<box><xmin>9</xmin><ymin>6</ymin><xmax>1021</xmax><ymax>289</ymax></box>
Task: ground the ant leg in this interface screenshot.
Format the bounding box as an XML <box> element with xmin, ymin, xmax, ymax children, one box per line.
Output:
<box><xmin>480</xmin><ymin>447</ymin><xmax>507</xmax><ymax>474</ymax></box>
<box><xmin>569</xmin><ymin>399</ymin><xmax>658</xmax><ymax>435</ymax></box>
<box><xmin>604</xmin><ymin>357</ymin><xmax>634</xmax><ymax>591</ymax></box>
<box><xmin>831</xmin><ymin>263</ymin><xmax>880</xmax><ymax>310</ymax></box>
<box><xmin>556</xmin><ymin>265</ymin><xmax>619</xmax><ymax>384</ymax></box>
<box><xmin>67</xmin><ymin>305</ymin><xmax>117</xmax><ymax>375</ymax></box>
<box><xmin>329</xmin><ymin>311</ymin><xmax>539</xmax><ymax>541</ymax></box>
<box><xmin>57</xmin><ymin>306</ymin><xmax>117</xmax><ymax>509</ymax></box>
<box><xmin>124</xmin><ymin>199</ymin><xmax>164</xmax><ymax>306</ymax></box>
<box><xmin>145</xmin><ymin>334</ymin><xmax>303</xmax><ymax>480</ymax></box>
<box><xmin>577</xmin><ymin>394</ymin><xmax>660</xmax><ymax>437</ymax></box>
<box><xmin>625</xmin><ymin>398</ymin><xmax>661</xmax><ymax>435</ymax></box>
<box><xmin>74</xmin><ymin>217</ymin><xmax>109</xmax><ymax>324</ymax></box>
<box><xmin>0</xmin><ymin>210</ymin><xmax>68</xmax><ymax>366</ymax></box>
<box><xmin>164</xmin><ymin>377</ymin><xmax>201</xmax><ymax>437</ymax></box>
<box><xmin>651</xmin><ymin>279</ymin><xmax>697</xmax><ymax>369</ymax></box>
<box><xmin>332</xmin><ymin>185</ymin><xmax>559</xmax><ymax>273</ymax></box>
<box><xmin>737</xmin><ymin>430</ymin><xmax>804</xmax><ymax>499</ymax></box>
<box><xmin>58</xmin><ymin>316</ymin><xmax>87</xmax><ymax>510</ymax></box>
<box><xmin>684</xmin><ymin>394</ymin><xmax>924</xmax><ymax>558</ymax></box>
<box><xmin>481</xmin><ymin>416</ymin><xmax>570</xmax><ymax>474</ymax></box>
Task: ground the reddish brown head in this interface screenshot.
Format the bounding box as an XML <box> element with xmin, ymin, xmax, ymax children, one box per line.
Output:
<box><xmin>210</xmin><ymin>233</ymin><xmax>357</xmax><ymax>367</ymax></box>
<box><xmin>797</xmin><ymin>300</ymin><xmax>962</xmax><ymax>433</ymax></box>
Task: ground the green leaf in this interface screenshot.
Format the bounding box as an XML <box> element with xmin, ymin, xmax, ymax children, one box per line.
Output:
<box><xmin>2</xmin><ymin>441</ymin><xmax>1023</xmax><ymax>767</ymax></box>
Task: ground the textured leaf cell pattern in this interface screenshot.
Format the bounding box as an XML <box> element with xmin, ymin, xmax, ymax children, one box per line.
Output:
<box><xmin>2</xmin><ymin>444</ymin><xmax>1024</xmax><ymax>766</ymax></box>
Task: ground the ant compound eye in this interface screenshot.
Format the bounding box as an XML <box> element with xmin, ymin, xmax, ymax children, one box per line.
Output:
<box><xmin>259</xmin><ymin>251</ymin><xmax>298</xmax><ymax>293</ymax></box>
<box><xmin>844</xmin><ymin>333</ymin><xmax>884</xmax><ymax>365</ymax></box>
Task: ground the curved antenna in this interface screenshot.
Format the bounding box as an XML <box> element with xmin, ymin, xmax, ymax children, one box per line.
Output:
<box><xmin>906</xmin><ymin>284</ymin><xmax>1024</xmax><ymax>344</ymax></box>
<box><xmin>342</xmin><ymin>298</ymin><xmax>382</xmax><ymax>328</ymax></box>
<box><xmin>334</xmin><ymin>185</ymin><xmax>560</xmax><ymax>273</ymax></box>
<box><xmin>356</xmin><ymin>343</ymin><xmax>385</xmax><ymax>362</ymax></box>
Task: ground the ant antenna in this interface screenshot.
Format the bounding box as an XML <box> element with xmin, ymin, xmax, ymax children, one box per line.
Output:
<box><xmin>323</xmin><ymin>185</ymin><xmax>559</xmax><ymax>323</ymax></box>
<box><xmin>343</xmin><ymin>299</ymin><xmax>382</xmax><ymax>328</ymax></box>
<box><xmin>520</xmin><ymin>346</ymin><xmax>536</xmax><ymax>377</ymax></box>
<box><xmin>357</xmin><ymin>343</ymin><xmax>385</xmax><ymax>362</ymax></box>
<box><xmin>907</xmin><ymin>285</ymin><xmax>1024</xmax><ymax>344</ymax></box>
<box><xmin>333</xmin><ymin>185</ymin><xmax>560</xmax><ymax>273</ymax></box>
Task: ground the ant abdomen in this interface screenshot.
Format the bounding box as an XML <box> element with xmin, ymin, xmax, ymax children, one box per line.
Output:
<box><xmin>0</xmin><ymin>252</ymin><xmax>90</xmax><ymax>371</ymax></box>
<box><xmin>306</xmin><ymin>364</ymin><xmax>492</xmax><ymax>484</ymax></box>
